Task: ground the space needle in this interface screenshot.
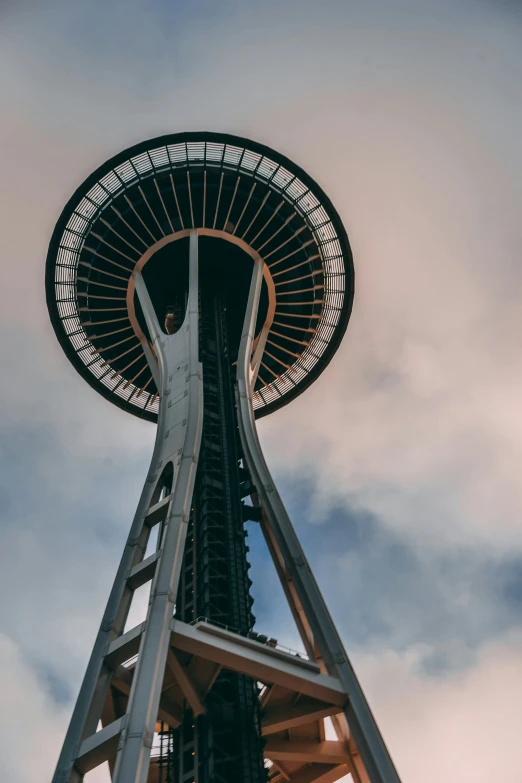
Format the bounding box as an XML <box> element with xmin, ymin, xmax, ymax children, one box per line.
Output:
<box><xmin>46</xmin><ymin>132</ymin><xmax>401</xmax><ymax>783</ymax></box>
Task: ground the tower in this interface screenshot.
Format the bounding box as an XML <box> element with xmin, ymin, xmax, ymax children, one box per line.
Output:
<box><xmin>46</xmin><ymin>133</ymin><xmax>401</xmax><ymax>783</ymax></box>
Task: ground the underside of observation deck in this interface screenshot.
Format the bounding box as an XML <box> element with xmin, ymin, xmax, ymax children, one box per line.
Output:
<box><xmin>46</xmin><ymin>132</ymin><xmax>353</xmax><ymax>421</ymax></box>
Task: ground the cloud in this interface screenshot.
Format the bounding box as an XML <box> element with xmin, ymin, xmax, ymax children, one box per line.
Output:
<box><xmin>354</xmin><ymin>635</ymin><xmax>522</xmax><ymax>782</ymax></box>
<box><xmin>1</xmin><ymin>0</ymin><xmax>522</xmax><ymax>780</ymax></box>
<box><xmin>249</xmin><ymin>489</ymin><xmax>522</xmax><ymax>678</ymax></box>
<box><xmin>0</xmin><ymin>630</ymin><xmax>111</xmax><ymax>783</ymax></box>
<box><xmin>259</xmin><ymin>78</ymin><xmax>522</xmax><ymax>550</ymax></box>
<box><xmin>0</xmin><ymin>633</ymin><xmax>67</xmax><ymax>783</ymax></box>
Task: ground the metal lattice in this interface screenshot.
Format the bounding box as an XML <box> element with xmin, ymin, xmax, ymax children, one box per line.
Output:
<box><xmin>165</xmin><ymin>280</ymin><xmax>265</xmax><ymax>782</ymax></box>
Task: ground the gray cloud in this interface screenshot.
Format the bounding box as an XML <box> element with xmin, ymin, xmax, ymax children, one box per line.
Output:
<box><xmin>249</xmin><ymin>479</ymin><xmax>522</xmax><ymax>674</ymax></box>
<box><xmin>1</xmin><ymin>0</ymin><xmax>522</xmax><ymax>780</ymax></box>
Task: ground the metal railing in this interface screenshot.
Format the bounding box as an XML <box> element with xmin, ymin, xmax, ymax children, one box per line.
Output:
<box><xmin>190</xmin><ymin>615</ymin><xmax>308</xmax><ymax>660</ymax></box>
<box><xmin>121</xmin><ymin>615</ymin><xmax>309</xmax><ymax>670</ymax></box>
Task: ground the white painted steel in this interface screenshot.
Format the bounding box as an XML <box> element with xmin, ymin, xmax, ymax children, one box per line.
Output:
<box><xmin>112</xmin><ymin>230</ymin><xmax>203</xmax><ymax>783</ymax></box>
<box><xmin>170</xmin><ymin>619</ymin><xmax>346</xmax><ymax>707</ymax></box>
<box><xmin>52</xmin><ymin>230</ymin><xmax>203</xmax><ymax>783</ymax></box>
<box><xmin>236</xmin><ymin>262</ymin><xmax>402</xmax><ymax>783</ymax></box>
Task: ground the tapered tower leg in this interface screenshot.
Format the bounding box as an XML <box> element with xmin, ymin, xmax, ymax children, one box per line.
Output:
<box><xmin>52</xmin><ymin>230</ymin><xmax>203</xmax><ymax>783</ymax></box>
<box><xmin>236</xmin><ymin>260</ymin><xmax>402</xmax><ymax>783</ymax></box>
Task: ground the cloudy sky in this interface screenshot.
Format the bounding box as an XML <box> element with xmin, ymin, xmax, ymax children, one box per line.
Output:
<box><xmin>1</xmin><ymin>1</ymin><xmax>522</xmax><ymax>781</ymax></box>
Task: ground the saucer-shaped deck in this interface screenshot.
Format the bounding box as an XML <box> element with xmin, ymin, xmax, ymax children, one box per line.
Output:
<box><xmin>46</xmin><ymin>133</ymin><xmax>353</xmax><ymax>421</ymax></box>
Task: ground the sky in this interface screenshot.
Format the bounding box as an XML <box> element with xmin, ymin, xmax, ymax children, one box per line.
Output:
<box><xmin>1</xmin><ymin>0</ymin><xmax>522</xmax><ymax>781</ymax></box>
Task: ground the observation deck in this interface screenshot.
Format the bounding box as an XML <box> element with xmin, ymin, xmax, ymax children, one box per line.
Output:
<box><xmin>46</xmin><ymin>132</ymin><xmax>353</xmax><ymax>421</ymax></box>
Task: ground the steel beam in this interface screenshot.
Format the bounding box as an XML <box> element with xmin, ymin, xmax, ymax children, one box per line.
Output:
<box><xmin>283</xmin><ymin>764</ymin><xmax>351</xmax><ymax>783</ymax></box>
<box><xmin>264</xmin><ymin>739</ymin><xmax>351</xmax><ymax>765</ymax></box>
<box><xmin>165</xmin><ymin>648</ymin><xmax>205</xmax><ymax>717</ymax></box>
<box><xmin>171</xmin><ymin>619</ymin><xmax>346</xmax><ymax>706</ymax></box>
<box><xmin>76</xmin><ymin>717</ymin><xmax>125</xmax><ymax>774</ymax></box>
<box><xmin>262</xmin><ymin>700</ymin><xmax>342</xmax><ymax>735</ymax></box>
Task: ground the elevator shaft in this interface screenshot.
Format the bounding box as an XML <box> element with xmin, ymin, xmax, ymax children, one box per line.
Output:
<box><xmin>161</xmin><ymin>279</ymin><xmax>265</xmax><ymax>783</ymax></box>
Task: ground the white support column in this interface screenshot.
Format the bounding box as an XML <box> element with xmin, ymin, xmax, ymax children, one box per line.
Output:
<box><xmin>52</xmin><ymin>230</ymin><xmax>203</xmax><ymax>783</ymax></box>
<box><xmin>112</xmin><ymin>229</ymin><xmax>203</xmax><ymax>783</ymax></box>
<box><xmin>52</xmin><ymin>370</ymin><xmax>170</xmax><ymax>782</ymax></box>
<box><xmin>235</xmin><ymin>262</ymin><xmax>402</xmax><ymax>783</ymax></box>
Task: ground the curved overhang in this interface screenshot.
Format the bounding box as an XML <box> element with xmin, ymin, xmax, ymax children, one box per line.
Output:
<box><xmin>45</xmin><ymin>132</ymin><xmax>354</xmax><ymax>421</ymax></box>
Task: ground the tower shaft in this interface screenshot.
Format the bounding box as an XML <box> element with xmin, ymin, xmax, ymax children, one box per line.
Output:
<box><xmin>172</xmin><ymin>281</ymin><xmax>264</xmax><ymax>782</ymax></box>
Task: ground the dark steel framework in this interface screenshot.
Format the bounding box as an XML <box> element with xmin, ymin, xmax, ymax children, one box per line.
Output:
<box><xmin>173</xmin><ymin>282</ymin><xmax>264</xmax><ymax>782</ymax></box>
